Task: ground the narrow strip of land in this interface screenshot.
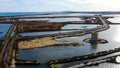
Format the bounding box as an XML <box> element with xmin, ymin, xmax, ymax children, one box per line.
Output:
<box><xmin>17</xmin><ymin>16</ymin><xmax>109</xmax><ymax>50</ymax></box>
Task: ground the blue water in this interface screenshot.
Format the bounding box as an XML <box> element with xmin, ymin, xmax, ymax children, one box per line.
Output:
<box><xmin>0</xmin><ymin>24</ymin><xmax>12</xmax><ymax>39</ymax></box>
<box><xmin>18</xmin><ymin>25</ymin><xmax>120</xmax><ymax>68</ymax></box>
<box><xmin>1</xmin><ymin>12</ymin><xmax>120</xmax><ymax>68</ymax></box>
<box><xmin>19</xmin><ymin>24</ymin><xmax>97</xmax><ymax>37</ymax></box>
<box><xmin>1</xmin><ymin>12</ymin><xmax>120</xmax><ymax>17</ymax></box>
<box><xmin>0</xmin><ymin>12</ymin><xmax>45</xmax><ymax>16</ymax></box>
<box><xmin>0</xmin><ymin>12</ymin><xmax>85</xmax><ymax>16</ymax></box>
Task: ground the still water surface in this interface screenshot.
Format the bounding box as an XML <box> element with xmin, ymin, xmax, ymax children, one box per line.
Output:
<box><xmin>18</xmin><ymin>24</ymin><xmax>120</xmax><ymax>68</ymax></box>
<box><xmin>0</xmin><ymin>24</ymin><xmax>12</xmax><ymax>39</ymax></box>
<box><xmin>1</xmin><ymin>13</ymin><xmax>120</xmax><ymax>68</ymax></box>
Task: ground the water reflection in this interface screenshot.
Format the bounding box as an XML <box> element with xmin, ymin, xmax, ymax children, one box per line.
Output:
<box><xmin>108</xmin><ymin>17</ymin><xmax>120</xmax><ymax>23</ymax></box>
<box><xmin>0</xmin><ymin>24</ymin><xmax>12</xmax><ymax>39</ymax></box>
<box><xmin>62</xmin><ymin>24</ymin><xmax>98</xmax><ymax>29</ymax></box>
<box><xmin>91</xmin><ymin>43</ymin><xmax>98</xmax><ymax>50</ymax></box>
<box><xmin>19</xmin><ymin>24</ymin><xmax>97</xmax><ymax>37</ymax></box>
<box><xmin>86</xmin><ymin>63</ymin><xmax>120</xmax><ymax>68</ymax></box>
<box><xmin>18</xmin><ymin>25</ymin><xmax>120</xmax><ymax>68</ymax></box>
<box><xmin>20</xmin><ymin>18</ymin><xmax>82</xmax><ymax>22</ymax></box>
<box><xmin>113</xmin><ymin>26</ymin><xmax>120</xmax><ymax>42</ymax></box>
<box><xmin>22</xmin><ymin>13</ymin><xmax>95</xmax><ymax>17</ymax></box>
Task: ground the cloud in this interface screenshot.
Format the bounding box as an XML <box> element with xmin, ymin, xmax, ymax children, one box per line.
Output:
<box><xmin>0</xmin><ymin>0</ymin><xmax>120</xmax><ymax>12</ymax></box>
<box><xmin>67</xmin><ymin>0</ymin><xmax>89</xmax><ymax>3</ymax></box>
<box><xmin>86</xmin><ymin>0</ymin><xmax>120</xmax><ymax>11</ymax></box>
<box><xmin>0</xmin><ymin>0</ymin><xmax>11</xmax><ymax>2</ymax></box>
<box><xmin>67</xmin><ymin>0</ymin><xmax>120</xmax><ymax>3</ymax></box>
<box><xmin>66</xmin><ymin>0</ymin><xmax>120</xmax><ymax>11</ymax></box>
<box><xmin>21</xmin><ymin>0</ymin><xmax>71</xmax><ymax>7</ymax></box>
<box><xmin>20</xmin><ymin>0</ymin><xmax>77</xmax><ymax>11</ymax></box>
<box><xmin>21</xmin><ymin>0</ymin><xmax>42</xmax><ymax>5</ymax></box>
<box><xmin>0</xmin><ymin>0</ymin><xmax>16</xmax><ymax>7</ymax></box>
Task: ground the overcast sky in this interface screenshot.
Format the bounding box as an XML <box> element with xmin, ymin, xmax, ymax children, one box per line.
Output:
<box><xmin>0</xmin><ymin>0</ymin><xmax>120</xmax><ymax>12</ymax></box>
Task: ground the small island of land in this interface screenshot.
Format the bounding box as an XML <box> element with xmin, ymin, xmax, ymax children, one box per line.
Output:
<box><xmin>18</xmin><ymin>37</ymin><xmax>80</xmax><ymax>50</ymax></box>
<box><xmin>18</xmin><ymin>20</ymin><xmax>66</xmax><ymax>33</ymax></box>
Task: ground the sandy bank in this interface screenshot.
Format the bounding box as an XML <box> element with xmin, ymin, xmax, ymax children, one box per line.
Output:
<box><xmin>18</xmin><ymin>37</ymin><xmax>81</xmax><ymax>50</ymax></box>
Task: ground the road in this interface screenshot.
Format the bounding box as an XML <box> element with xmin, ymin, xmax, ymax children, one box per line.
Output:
<box><xmin>0</xmin><ymin>15</ymin><xmax>110</xmax><ymax>68</ymax></box>
<box><xmin>18</xmin><ymin>15</ymin><xmax>109</xmax><ymax>40</ymax></box>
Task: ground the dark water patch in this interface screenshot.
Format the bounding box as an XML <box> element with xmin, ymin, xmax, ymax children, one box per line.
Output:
<box><xmin>0</xmin><ymin>24</ymin><xmax>12</xmax><ymax>39</ymax></box>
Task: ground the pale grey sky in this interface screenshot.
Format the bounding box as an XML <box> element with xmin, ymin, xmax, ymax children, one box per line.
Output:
<box><xmin>0</xmin><ymin>0</ymin><xmax>120</xmax><ymax>12</ymax></box>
